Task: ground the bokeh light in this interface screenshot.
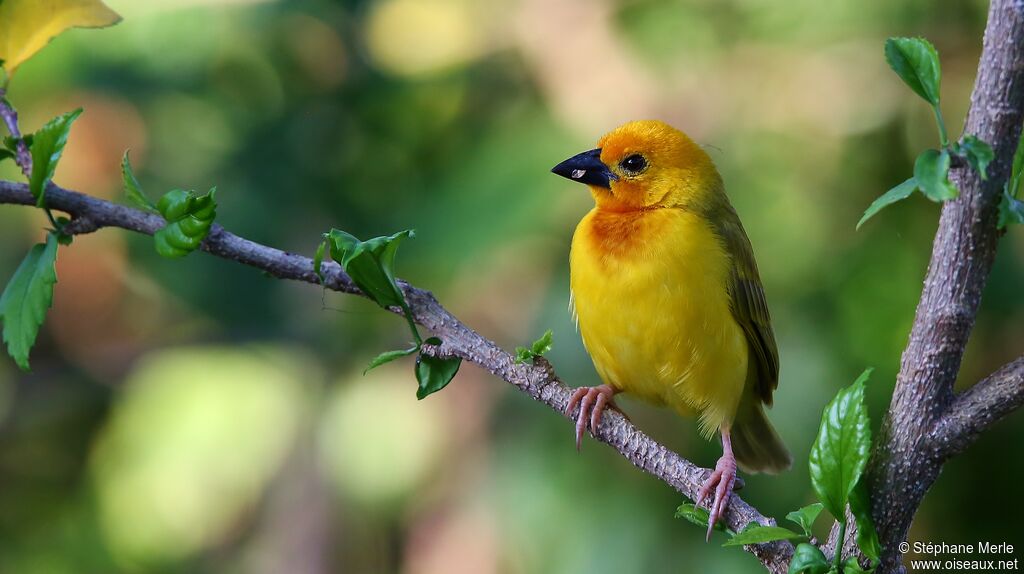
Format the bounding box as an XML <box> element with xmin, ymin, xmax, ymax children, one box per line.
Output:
<box><xmin>90</xmin><ymin>347</ymin><xmax>308</xmax><ymax>565</ymax></box>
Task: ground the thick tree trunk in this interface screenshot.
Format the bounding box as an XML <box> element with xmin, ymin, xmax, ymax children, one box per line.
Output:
<box><xmin>867</xmin><ymin>2</ymin><xmax>1024</xmax><ymax>572</ymax></box>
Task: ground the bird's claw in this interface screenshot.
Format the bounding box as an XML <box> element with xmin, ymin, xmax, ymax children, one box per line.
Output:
<box><xmin>695</xmin><ymin>453</ymin><xmax>737</xmax><ymax>542</ymax></box>
<box><xmin>564</xmin><ymin>384</ymin><xmax>617</xmax><ymax>451</ymax></box>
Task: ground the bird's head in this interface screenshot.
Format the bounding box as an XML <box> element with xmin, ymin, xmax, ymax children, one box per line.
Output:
<box><xmin>551</xmin><ymin>120</ymin><xmax>721</xmax><ymax>211</ymax></box>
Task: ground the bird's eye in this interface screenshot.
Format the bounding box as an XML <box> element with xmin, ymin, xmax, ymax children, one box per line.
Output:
<box><xmin>620</xmin><ymin>154</ymin><xmax>647</xmax><ymax>174</ymax></box>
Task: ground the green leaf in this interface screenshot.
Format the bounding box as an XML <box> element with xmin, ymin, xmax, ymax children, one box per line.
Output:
<box><xmin>121</xmin><ymin>150</ymin><xmax>156</xmax><ymax>211</ymax></box>
<box><xmin>1010</xmin><ymin>130</ymin><xmax>1024</xmax><ymax>198</ymax></box>
<box><xmin>857</xmin><ymin>178</ymin><xmax>917</xmax><ymax>229</ymax></box>
<box><xmin>154</xmin><ymin>188</ymin><xmax>217</xmax><ymax>258</ymax></box>
<box><xmin>1000</xmin><ymin>131</ymin><xmax>1024</xmax><ymax>230</ymax></box>
<box><xmin>53</xmin><ymin>216</ymin><xmax>73</xmax><ymax>246</ymax></box>
<box><xmin>515</xmin><ymin>328</ymin><xmax>554</xmax><ymax>363</ymax></box>
<box><xmin>674</xmin><ymin>503</ymin><xmax>731</xmax><ymax>534</ymax></box>
<box><xmin>325</xmin><ymin>229</ymin><xmax>413</xmax><ymax>310</ymax></box>
<box><xmin>884</xmin><ymin>37</ymin><xmax>941</xmax><ymax>106</ymax></box>
<box><xmin>786</xmin><ymin>503</ymin><xmax>825</xmax><ymax>537</ymax></box>
<box><xmin>843</xmin><ymin>556</ymin><xmax>872</xmax><ymax>574</ymax></box>
<box><xmin>415</xmin><ymin>338</ymin><xmax>461</xmax><ymax>399</ymax></box>
<box><xmin>849</xmin><ymin>478</ymin><xmax>881</xmax><ymax>561</ymax></box>
<box><xmin>957</xmin><ymin>135</ymin><xmax>994</xmax><ymax>180</ymax></box>
<box><xmin>788</xmin><ymin>542</ymin><xmax>830</xmax><ymax>574</ymax></box>
<box><xmin>365</xmin><ymin>345</ymin><xmax>418</xmax><ymax>373</ymax></box>
<box><xmin>313</xmin><ymin>239</ymin><xmax>327</xmax><ymax>282</ymax></box>
<box><xmin>29</xmin><ymin>108</ymin><xmax>82</xmax><ymax>207</ymax></box>
<box><xmin>809</xmin><ymin>368</ymin><xmax>873</xmax><ymax>521</ymax></box>
<box><xmin>914</xmin><ymin>149</ymin><xmax>958</xmax><ymax>202</ymax></box>
<box><xmin>0</xmin><ymin>148</ymin><xmax>13</xmax><ymax>162</ymax></box>
<box><xmin>531</xmin><ymin>328</ymin><xmax>553</xmax><ymax>355</ymax></box>
<box><xmin>998</xmin><ymin>189</ymin><xmax>1024</xmax><ymax>229</ymax></box>
<box><xmin>0</xmin><ymin>233</ymin><xmax>59</xmax><ymax>371</ymax></box>
<box><xmin>722</xmin><ymin>525</ymin><xmax>803</xmax><ymax>547</ymax></box>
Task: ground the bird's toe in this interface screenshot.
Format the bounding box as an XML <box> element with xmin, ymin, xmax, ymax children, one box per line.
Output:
<box><xmin>699</xmin><ymin>455</ymin><xmax>738</xmax><ymax>541</ymax></box>
<box><xmin>565</xmin><ymin>385</ymin><xmax>617</xmax><ymax>451</ymax></box>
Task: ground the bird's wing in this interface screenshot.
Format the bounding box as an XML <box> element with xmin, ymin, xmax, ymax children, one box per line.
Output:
<box><xmin>711</xmin><ymin>201</ymin><xmax>780</xmax><ymax>405</ymax></box>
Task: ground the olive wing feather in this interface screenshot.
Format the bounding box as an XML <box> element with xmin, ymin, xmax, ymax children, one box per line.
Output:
<box><xmin>711</xmin><ymin>202</ymin><xmax>780</xmax><ymax>405</ymax></box>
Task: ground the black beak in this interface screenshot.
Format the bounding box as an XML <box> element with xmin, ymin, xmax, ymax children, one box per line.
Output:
<box><xmin>551</xmin><ymin>148</ymin><xmax>616</xmax><ymax>189</ymax></box>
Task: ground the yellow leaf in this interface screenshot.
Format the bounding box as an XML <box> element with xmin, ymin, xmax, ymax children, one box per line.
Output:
<box><xmin>0</xmin><ymin>0</ymin><xmax>121</xmax><ymax>75</ymax></box>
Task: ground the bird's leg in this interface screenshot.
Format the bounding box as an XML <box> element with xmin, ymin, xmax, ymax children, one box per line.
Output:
<box><xmin>695</xmin><ymin>427</ymin><xmax>737</xmax><ymax>542</ymax></box>
<box><xmin>564</xmin><ymin>384</ymin><xmax>618</xmax><ymax>451</ymax></box>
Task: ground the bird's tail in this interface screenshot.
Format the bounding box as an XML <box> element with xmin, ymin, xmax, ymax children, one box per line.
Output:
<box><xmin>731</xmin><ymin>400</ymin><xmax>791</xmax><ymax>474</ymax></box>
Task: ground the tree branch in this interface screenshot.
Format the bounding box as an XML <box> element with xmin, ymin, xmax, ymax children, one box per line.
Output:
<box><xmin>0</xmin><ymin>179</ymin><xmax>795</xmax><ymax>573</ymax></box>
<box><xmin>930</xmin><ymin>355</ymin><xmax>1024</xmax><ymax>458</ymax></box>
<box><xmin>865</xmin><ymin>1</ymin><xmax>1024</xmax><ymax>572</ymax></box>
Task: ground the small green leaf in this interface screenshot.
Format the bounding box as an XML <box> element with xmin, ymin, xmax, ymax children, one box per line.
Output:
<box><xmin>313</xmin><ymin>239</ymin><xmax>327</xmax><ymax>282</ymax></box>
<box><xmin>325</xmin><ymin>229</ymin><xmax>414</xmax><ymax>310</ymax></box>
<box><xmin>849</xmin><ymin>478</ymin><xmax>881</xmax><ymax>562</ymax></box>
<box><xmin>365</xmin><ymin>345</ymin><xmax>418</xmax><ymax>373</ymax></box>
<box><xmin>957</xmin><ymin>135</ymin><xmax>994</xmax><ymax>180</ymax></box>
<box><xmin>515</xmin><ymin>329</ymin><xmax>555</xmax><ymax>363</ymax></box>
<box><xmin>1001</xmin><ymin>131</ymin><xmax>1024</xmax><ymax>230</ymax></box>
<box><xmin>809</xmin><ymin>368</ymin><xmax>873</xmax><ymax>522</ymax></box>
<box><xmin>0</xmin><ymin>232</ymin><xmax>59</xmax><ymax>371</ymax></box>
<box><xmin>884</xmin><ymin>37</ymin><xmax>941</xmax><ymax>106</ymax></box>
<box><xmin>857</xmin><ymin>178</ymin><xmax>917</xmax><ymax>229</ymax></box>
<box><xmin>788</xmin><ymin>543</ymin><xmax>830</xmax><ymax>574</ymax></box>
<box><xmin>843</xmin><ymin>556</ymin><xmax>872</xmax><ymax>574</ymax></box>
<box><xmin>54</xmin><ymin>217</ymin><xmax>73</xmax><ymax>246</ymax></box>
<box><xmin>914</xmin><ymin>149</ymin><xmax>958</xmax><ymax>202</ymax></box>
<box><xmin>722</xmin><ymin>525</ymin><xmax>803</xmax><ymax>547</ymax></box>
<box><xmin>121</xmin><ymin>150</ymin><xmax>156</xmax><ymax>211</ymax></box>
<box><xmin>998</xmin><ymin>189</ymin><xmax>1024</xmax><ymax>229</ymax></box>
<box><xmin>786</xmin><ymin>503</ymin><xmax>825</xmax><ymax>537</ymax></box>
<box><xmin>531</xmin><ymin>329</ymin><xmax>553</xmax><ymax>355</ymax></box>
<box><xmin>674</xmin><ymin>503</ymin><xmax>731</xmax><ymax>534</ymax></box>
<box><xmin>29</xmin><ymin>108</ymin><xmax>83</xmax><ymax>207</ymax></box>
<box><xmin>1009</xmin><ymin>130</ymin><xmax>1024</xmax><ymax>198</ymax></box>
<box><xmin>415</xmin><ymin>337</ymin><xmax>461</xmax><ymax>399</ymax></box>
<box><xmin>154</xmin><ymin>188</ymin><xmax>217</xmax><ymax>258</ymax></box>
<box><xmin>0</xmin><ymin>148</ymin><xmax>14</xmax><ymax>162</ymax></box>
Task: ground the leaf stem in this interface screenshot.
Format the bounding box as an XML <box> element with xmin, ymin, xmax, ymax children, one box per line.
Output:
<box><xmin>400</xmin><ymin>302</ymin><xmax>423</xmax><ymax>346</ymax></box>
<box><xmin>43</xmin><ymin>207</ymin><xmax>64</xmax><ymax>234</ymax></box>
<box><xmin>933</xmin><ymin>105</ymin><xmax>950</xmax><ymax>148</ymax></box>
<box><xmin>833</xmin><ymin>519</ymin><xmax>847</xmax><ymax>571</ymax></box>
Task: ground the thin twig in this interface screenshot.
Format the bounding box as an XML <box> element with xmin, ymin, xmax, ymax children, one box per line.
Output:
<box><xmin>0</xmin><ymin>89</ymin><xmax>32</xmax><ymax>178</ymax></box>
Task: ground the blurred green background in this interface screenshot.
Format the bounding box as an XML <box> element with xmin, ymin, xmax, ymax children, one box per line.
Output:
<box><xmin>1</xmin><ymin>0</ymin><xmax>1022</xmax><ymax>572</ymax></box>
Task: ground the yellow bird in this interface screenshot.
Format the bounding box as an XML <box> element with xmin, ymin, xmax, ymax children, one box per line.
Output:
<box><xmin>552</xmin><ymin>120</ymin><xmax>791</xmax><ymax>535</ymax></box>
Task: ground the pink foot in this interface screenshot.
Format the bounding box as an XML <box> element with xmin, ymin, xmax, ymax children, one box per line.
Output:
<box><xmin>695</xmin><ymin>430</ymin><xmax>738</xmax><ymax>541</ymax></box>
<box><xmin>564</xmin><ymin>384</ymin><xmax>617</xmax><ymax>451</ymax></box>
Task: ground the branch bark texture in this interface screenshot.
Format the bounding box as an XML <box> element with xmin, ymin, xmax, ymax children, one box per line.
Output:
<box><xmin>0</xmin><ymin>88</ymin><xmax>32</xmax><ymax>178</ymax></box>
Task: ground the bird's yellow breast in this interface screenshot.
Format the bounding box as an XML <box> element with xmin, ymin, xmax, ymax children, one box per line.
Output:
<box><xmin>569</xmin><ymin>206</ymin><xmax>748</xmax><ymax>436</ymax></box>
